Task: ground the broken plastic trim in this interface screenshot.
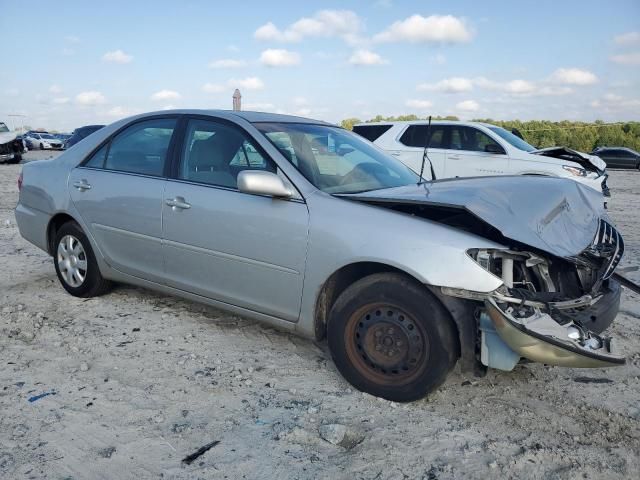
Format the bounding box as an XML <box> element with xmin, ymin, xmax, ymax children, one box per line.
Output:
<box><xmin>484</xmin><ymin>298</ymin><xmax>625</xmax><ymax>368</ymax></box>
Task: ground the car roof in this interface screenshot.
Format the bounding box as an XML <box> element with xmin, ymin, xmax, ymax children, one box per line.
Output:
<box><xmin>127</xmin><ymin>109</ymin><xmax>334</xmax><ymax>126</ymax></box>
<box><xmin>353</xmin><ymin>120</ymin><xmax>499</xmax><ymax>129</ymax></box>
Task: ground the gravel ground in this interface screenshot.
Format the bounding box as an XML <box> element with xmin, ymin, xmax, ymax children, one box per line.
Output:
<box><xmin>1</xmin><ymin>151</ymin><xmax>639</xmax><ymax>480</ymax></box>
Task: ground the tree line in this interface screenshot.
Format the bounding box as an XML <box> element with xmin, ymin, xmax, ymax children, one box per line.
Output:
<box><xmin>340</xmin><ymin>115</ymin><xmax>640</xmax><ymax>152</ymax></box>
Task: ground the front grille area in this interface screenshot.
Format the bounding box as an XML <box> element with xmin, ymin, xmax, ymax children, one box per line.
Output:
<box><xmin>588</xmin><ymin>219</ymin><xmax>624</xmax><ymax>279</ymax></box>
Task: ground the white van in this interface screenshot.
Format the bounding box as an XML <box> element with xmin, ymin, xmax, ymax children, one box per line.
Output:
<box><xmin>353</xmin><ymin>121</ymin><xmax>609</xmax><ymax>195</ymax></box>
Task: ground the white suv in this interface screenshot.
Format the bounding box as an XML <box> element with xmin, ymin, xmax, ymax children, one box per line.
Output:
<box><xmin>353</xmin><ymin>121</ymin><xmax>609</xmax><ymax>196</ymax></box>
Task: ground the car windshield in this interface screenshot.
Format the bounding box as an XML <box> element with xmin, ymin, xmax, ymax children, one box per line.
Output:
<box><xmin>255</xmin><ymin>123</ymin><xmax>418</xmax><ymax>194</ymax></box>
<box><xmin>488</xmin><ymin>126</ymin><xmax>536</xmax><ymax>152</ymax></box>
<box><xmin>0</xmin><ymin>122</ymin><xmax>9</xmax><ymax>133</ymax></box>
<box><xmin>40</xmin><ymin>133</ymin><xmax>55</xmax><ymax>139</ymax></box>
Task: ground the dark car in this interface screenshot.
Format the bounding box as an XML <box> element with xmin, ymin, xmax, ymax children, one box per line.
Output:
<box><xmin>64</xmin><ymin>125</ymin><xmax>105</xmax><ymax>149</ymax></box>
<box><xmin>592</xmin><ymin>147</ymin><xmax>640</xmax><ymax>169</ymax></box>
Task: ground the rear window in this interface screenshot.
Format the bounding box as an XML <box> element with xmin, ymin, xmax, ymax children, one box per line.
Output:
<box><xmin>352</xmin><ymin>124</ymin><xmax>393</xmax><ymax>142</ymax></box>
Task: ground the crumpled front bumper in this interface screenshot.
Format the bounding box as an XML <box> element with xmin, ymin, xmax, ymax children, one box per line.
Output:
<box><xmin>443</xmin><ymin>279</ymin><xmax>625</xmax><ymax>370</ymax></box>
<box><xmin>484</xmin><ymin>298</ymin><xmax>625</xmax><ymax>369</ymax></box>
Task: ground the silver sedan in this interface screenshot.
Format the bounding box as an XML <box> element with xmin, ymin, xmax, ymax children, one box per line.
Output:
<box><xmin>15</xmin><ymin>110</ymin><xmax>628</xmax><ymax>401</ymax></box>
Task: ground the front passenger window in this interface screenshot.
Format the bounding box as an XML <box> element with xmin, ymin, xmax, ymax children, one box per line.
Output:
<box><xmin>179</xmin><ymin>119</ymin><xmax>275</xmax><ymax>189</ymax></box>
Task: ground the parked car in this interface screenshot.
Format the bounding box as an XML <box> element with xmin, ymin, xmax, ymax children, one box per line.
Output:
<box><xmin>54</xmin><ymin>133</ymin><xmax>72</xmax><ymax>146</ymax></box>
<box><xmin>353</xmin><ymin>121</ymin><xmax>610</xmax><ymax>196</ymax></box>
<box><xmin>0</xmin><ymin>121</ymin><xmax>24</xmax><ymax>164</ymax></box>
<box><xmin>25</xmin><ymin>131</ymin><xmax>64</xmax><ymax>150</ymax></box>
<box><xmin>592</xmin><ymin>146</ymin><xmax>640</xmax><ymax>169</ymax></box>
<box><xmin>15</xmin><ymin>110</ymin><xmax>628</xmax><ymax>401</ymax></box>
<box><xmin>64</xmin><ymin>125</ymin><xmax>105</xmax><ymax>149</ymax></box>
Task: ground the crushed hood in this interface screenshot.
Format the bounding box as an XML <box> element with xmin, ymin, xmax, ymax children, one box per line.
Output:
<box><xmin>0</xmin><ymin>131</ymin><xmax>18</xmax><ymax>145</ymax></box>
<box><xmin>531</xmin><ymin>146</ymin><xmax>606</xmax><ymax>172</ymax></box>
<box><xmin>339</xmin><ymin>175</ymin><xmax>607</xmax><ymax>258</ymax></box>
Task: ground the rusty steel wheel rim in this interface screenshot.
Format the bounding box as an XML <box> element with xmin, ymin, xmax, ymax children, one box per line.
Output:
<box><xmin>344</xmin><ymin>303</ymin><xmax>429</xmax><ymax>385</ymax></box>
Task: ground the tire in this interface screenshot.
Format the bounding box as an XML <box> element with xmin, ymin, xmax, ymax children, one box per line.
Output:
<box><xmin>40</xmin><ymin>143</ymin><xmax>44</xmax><ymax>150</ymax></box>
<box><xmin>8</xmin><ymin>154</ymin><xmax>21</xmax><ymax>164</ymax></box>
<box><xmin>53</xmin><ymin>221</ymin><xmax>112</xmax><ymax>297</ymax></box>
<box><xmin>327</xmin><ymin>273</ymin><xmax>458</xmax><ymax>402</ymax></box>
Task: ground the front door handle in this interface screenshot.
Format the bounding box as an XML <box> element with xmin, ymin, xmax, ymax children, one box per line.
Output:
<box><xmin>166</xmin><ymin>196</ymin><xmax>191</xmax><ymax>210</ymax></box>
<box><xmin>73</xmin><ymin>179</ymin><xmax>92</xmax><ymax>191</ymax></box>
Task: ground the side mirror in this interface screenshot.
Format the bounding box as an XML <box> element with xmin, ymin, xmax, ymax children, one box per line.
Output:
<box><xmin>484</xmin><ymin>143</ymin><xmax>504</xmax><ymax>154</ymax></box>
<box><xmin>237</xmin><ymin>170</ymin><xmax>292</xmax><ymax>198</ymax></box>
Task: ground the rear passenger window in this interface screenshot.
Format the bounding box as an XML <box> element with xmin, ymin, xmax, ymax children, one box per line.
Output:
<box><xmin>399</xmin><ymin>125</ymin><xmax>447</xmax><ymax>148</ymax></box>
<box><xmin>104</xmin><ymin>118</ymin><xmax>176</xmax><ymax>176</ymax></box>
<box><xmin>85</xmin><ymin>144</ymin><xmax>108</xmax><ymax>168</ymax></box>
<box><xmin>178</xmin><ymin>119</ymin><xmax>275</xmax><ymax>189</ymax></box>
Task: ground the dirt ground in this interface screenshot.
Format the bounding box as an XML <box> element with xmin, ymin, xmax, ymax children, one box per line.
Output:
<box><xmin>1</xmin><ymin>151</ymin><xmax>639</xmax><ymax>480</ymax></box>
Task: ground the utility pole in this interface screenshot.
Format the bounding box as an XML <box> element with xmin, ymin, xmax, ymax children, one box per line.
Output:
<box><xmin>232</xmin><ymin>89</ymin><xmax>241</xmax><ymax>111</ymax></box>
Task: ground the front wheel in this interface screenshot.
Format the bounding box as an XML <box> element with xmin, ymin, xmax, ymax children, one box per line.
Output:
<box><xmin>53</xmin><ymin>221</ymin><xmax>112</xmax><ymax>297</ymax></box>
<box><xmin>39</xmin><ymin>143</ymin><xmax>44</xmax><ymax>150</ymax></box>
<box><xmin>8</xmin><ymin>154</ymin><xmax>21</xmax><ymax>164</ymax></box>
<box><xmin>327</xmin><ymin>273</ymin><xmax>458</xmax><ymax>402</ymax></box>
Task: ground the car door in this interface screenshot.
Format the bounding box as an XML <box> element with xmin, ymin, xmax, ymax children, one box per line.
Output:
<box><xmin>68</xmin><ymin>116</ymin><xmax>178</xmax><ymax>283</ymax></box>
<box><xmin>389</xmin><ymin>124</ymin><xmax>448</xmax><ymax>179</ymax></box>
<box><xmin>161</xmin><ymin>117</ymin><xmax>309</xmax><ymax>322</ymax></box>
<box><xmin>445</xmin><ymin>126</ymin><xmax>508</xmax><ymax>178</ymax></box>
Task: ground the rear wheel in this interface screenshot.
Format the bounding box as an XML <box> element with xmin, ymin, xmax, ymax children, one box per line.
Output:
<box><xmin>53</xmin><ymin>221</ymin><xmax>112</xmax><ymax>297</ymax></box>
<box><xmin>327</xmin><ymin>273</ymin><xmax>458</xmax><ymax>402</ymax></box>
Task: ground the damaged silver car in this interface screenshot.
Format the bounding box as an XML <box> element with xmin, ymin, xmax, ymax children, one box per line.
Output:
<box><xmin>15</xmin><ymin>110</ymin><xmax>635</xmax><ymax>402</ymax></box>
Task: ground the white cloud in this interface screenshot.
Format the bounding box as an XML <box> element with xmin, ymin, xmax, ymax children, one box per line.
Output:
<box><xmin>405</xmin><ymin>99</ymin><xmax>433</xmax><ymax>109</ymax></box>
<box><xmin>591</xmin><ymin>93</ymin><xmax>640</xmax><ymax>110</ymax></box>
<box><xmin>456</xmin><ymin>100</ymin><xmax>479</xmax><ymax>112</ymax></box>
<box><xmin>4</xmin><ymin>88</ymin><xmax>19</xmax><ymax>97</ymax></box>
<box><xmin>49</xmin><ymin>85</ymin><xmax>63</xmax><ymax>94</ymax></box>
<box><xmin>52</xmin><ymin>97</ymin><xmax>70</xmax><ymax>105</ymax></box>
<box><xmin>228</xmin><ymin>77</ymin><xmax>264</xmax><ymax>90</ymax></box>
<box><xmin>348</xmin><ymin>49</ymin><xmax>387</xmax><ymax>66</ymax></box>
<box><xmin>254</xmin><ymin>10</ymin><xmax>362</xmax><ymax>44</ymax></box>
<box><xmin>151</xmin><ymin>90</ymin><xmax>181</xmax><ymax>101</ymax></box>
<box><xmin>64</xmin><ymin>35</ymin><xmax>80</xmax><ymax>43</ymax></box>
<box><xmin>75</xmin><ymin>91</ymin><xmax>106</xmax><ymax>105</ymax></box>
<box><xmin>260</xmin><ymin>49</ymin><xmax>301</xmax><ymax>67</ymax></box>
<box><xmin>161</xmin><ymin>105</ymin><xmax>176</xmax><ymax>111</ymax></box>
<box><xmin>208</xmin><ymin>59</ymin><xmax>247</xmax><ymax>68</ymax></box>
<box><xmin>417</xmin><ymin>77</ymin><xmax>473</xmax><ymax>93</ymax></box>
<box><xmin>102</xmin><ymin>50</ymin><xmax>133</xmax><ymax>64</ymax></box>
<box><xmin>202</xmin><ymin>83</ymin><xmax>225</xmax><ymax>93</ymax></box>
<box><xmin>474</xmin><ymin>77</ymin><xmax>572</xmax><ymax>96</ymax></box>
<box><xmin>374</xmin><ymin>15</ymin><xmax>473</xmax><ymax>43</ymax></box>
<box><xmin>549</xmin><ymin>68</ymin><xmax>598</xmax><ymax>85</ymax></box>
<box><xmin>614</xmin><ymin>31</ymin><xmax>640</xmax><ymax>46</ymax></box>
<box><xmin>610</xmin><ymin>52</ymin><xmax>640</xmax><ymax>65</ymax></box>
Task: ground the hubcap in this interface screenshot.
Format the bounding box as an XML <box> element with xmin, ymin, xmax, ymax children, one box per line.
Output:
<box><xmin>57</xmin><ymin>235</ymin><xmax>87</xmax><ymax>288</ymax></box>
<box><xmin>348</xmin><ymin>305</ymin><xmax>429</xmax><ymax>383</ymax></box>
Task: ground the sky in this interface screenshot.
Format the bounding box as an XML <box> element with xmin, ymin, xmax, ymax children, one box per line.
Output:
<box><xmin>1</xmin><ymin>0</ymin><xmax>639</xmax><ymax>131</ymax></box>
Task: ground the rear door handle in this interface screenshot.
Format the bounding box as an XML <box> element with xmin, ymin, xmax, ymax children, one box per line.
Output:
<box><xmin>165</xmin><ymin>196</ymin><xmax>191</xmax><ymax>210</ymax></box>
<box><xmin>73</xmin><ymin>180</ymin><xmax>91</xmax><ymax>191</ymax></box>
